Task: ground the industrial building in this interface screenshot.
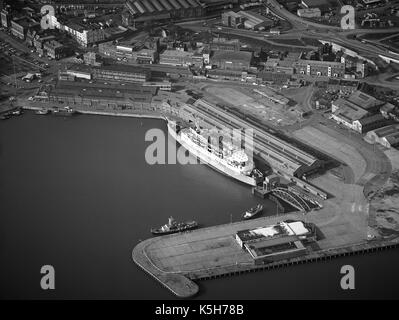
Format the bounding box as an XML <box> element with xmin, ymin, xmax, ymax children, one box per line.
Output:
<box><xmin>211</xmin><ymin>51</ymin><xmax>253</xmax><ymax>71</ymax></box>
<box><xmin>99</xmin><ymin>42</ymin><xmax>158</xmax><ymax>64</ymax></box>
<box><xmin>221</xmin><ymin>10</ymin><xmax>274</xmax><ymax>30</ymax></box>
<box><xmin>366</xmin><ymin>125</ymin><xmax>399</xmax><ymax>149</ymax></box>
<box><xmin>124</xmin><ymin>0</ymin><xmax>204</xmax><ymax>21</ymax></box>
<box><xmin>331</xmin><ymin>98</ymin><xmax>369</xmax><ymax>131</ymax></box>
<box><xmin>347</xmin><ymin>90</ymin><xmax>384</xmax><ymax>113</ymax></box>
<box><xmin>294</xmin><ymin>59</ymin><xmax>345</xmax><ymax>78</ymax></box>
<box><xmin>353</xmin><ymin>114</ymin><xmax>389</xmax><ymax>134</ymax></box>
<box><xmin>159</xmin><ymin>49</ymin><xmax>203</xmax><ymax>67</ymax></box>
<box><xmin>45</xmin><ymin>80</ymin><xmax>157</xmax><ymax>110</ymax></box>
<box><xmin>235</xmin><ymin>220</ymin><xmax>316</xmax><ymax>264</ymax></box>
<box><xmin>221</xmin><ymin>11</ymin><xmax>242</xmax><ymax>28</ymax></box>
<box><xmin>239</xmin><ymin>11</ymin><xmax>274</xmax><ymax>30</ymax></box>
<box><xmin>66</xmin><ymin>64</ymin><xmax>151</xmax><ymax>83</ymax></box>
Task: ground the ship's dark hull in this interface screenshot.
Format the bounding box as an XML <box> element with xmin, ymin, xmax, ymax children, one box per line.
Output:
<box><xmin>151</xmin><ymin>224</ymin><xmax>198</xmax><ymax>235</ymax></box>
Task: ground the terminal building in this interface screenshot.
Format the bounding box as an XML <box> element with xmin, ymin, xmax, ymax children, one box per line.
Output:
<box><xmin>235</xmin><ymin>220</ymin><xmax>317</xmax><ymax>264</ymax></box>
<box><xmin>44</xmin><ymin>80</ymin><xmax>157</xmax><ymax>110</ymax></box>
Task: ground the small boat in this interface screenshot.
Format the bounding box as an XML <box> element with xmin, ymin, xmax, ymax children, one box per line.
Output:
<box><xmin>242</xmin><ymin>204</ymin><xmax>263</xmax><ymax>220</ymax></box>
<box><xmin>35</xmin><ymin>108</ymin><xmax>49</xmax><ymax>115</ymax></box>
<box><xmin>11</xmin><ymin>108</ymin><xmax>23</xmax><ymax>116</ymax></box>
<box><xmin>51</xmin><ymin>106</ymin><xmax>76</xmax><ymax>116</ymax></box>
<box><xmin>151</xmin><ymin>216</ymin><xmax>198</xmax><ymax>235</ymax></box>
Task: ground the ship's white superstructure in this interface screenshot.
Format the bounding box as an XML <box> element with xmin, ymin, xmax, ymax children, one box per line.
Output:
<box><xmin>167</xmin><ymin>121</ymin><xmax>258</xmax><ymax>186</ymax></box>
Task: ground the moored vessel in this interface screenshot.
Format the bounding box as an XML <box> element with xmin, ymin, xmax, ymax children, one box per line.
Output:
<box><xmin>151</xmin><ymin>216</ymin><xmax>198</xmax><ymax>235</ymax></box>
<box><xmin>242</xmin><ymin>204</ymin><xmax>264</xmax><ymax>220</ymax></box>
<box><xmin>51</xmin><ymin>106</ymin><xmax>76</xmax><ymax>116</ymax></box>
<box><xmin>167</xmin><ymin>120</ymin><xmax>261</xmax><ymax>186</ymax></box>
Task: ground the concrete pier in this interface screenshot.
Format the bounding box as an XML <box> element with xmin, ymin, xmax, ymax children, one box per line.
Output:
<box><xmin>132</xmin><ymin>211</ymin><xmax>399</xmax><ymax>298</ymax></box>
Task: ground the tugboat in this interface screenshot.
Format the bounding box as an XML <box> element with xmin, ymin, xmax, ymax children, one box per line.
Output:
<box><xmin>242</xmin><ymin>204</ymin><xmax>263</xmax><ymax>220</ymax></box>
<box><xmin>151</xmin><ymin>216</ymin><xmax>198</xmax><ymax>235</ymax></box>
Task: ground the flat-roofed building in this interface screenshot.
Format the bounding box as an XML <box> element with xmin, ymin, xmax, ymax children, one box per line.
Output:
<box><xmin>235</xmin><ymin>220</ymin><xmax>316</xmax><ymax>264</ymax></box>
<box><xmin>211</xmin><ymin>51</ymin><xmax>253</xmax><ymax>71</ymax></box>
<box><xmin>159</xmin><ymin>49</ymin><xmax>195</xmax><ymax>66</ymax></box>
<box><xmin>66</xmin><ymin>63</ymin><xmax>151</xmax><ymax>83</ymax></box>
<box><xmin>92</xmin><ymin>64</ymin><xmax>151</xmax><ymax>83</ymax></box>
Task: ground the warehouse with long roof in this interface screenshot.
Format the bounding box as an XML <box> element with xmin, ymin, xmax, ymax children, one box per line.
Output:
<box><xmin>124</xmin><ymin>0</ymin><xmax>204</xmax><ymax>20</ymax></box>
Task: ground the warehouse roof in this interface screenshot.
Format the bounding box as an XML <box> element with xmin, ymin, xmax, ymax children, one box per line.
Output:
<box><xmin>333</xmin><ymin>98</ymin><xmax>369</xmax><ymax>122</ymax></box>
<box><xmin>348</xmin><ymin>90</ymin><xmax>383</xmax><ymax>110</ymax></box>
<box><xmin>370</xmin><ymin>124</ymin><xmax>399</xmax><ymax>138</ymax></box>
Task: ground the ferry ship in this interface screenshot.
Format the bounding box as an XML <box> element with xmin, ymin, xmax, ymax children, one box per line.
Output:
<box><xmin>167</xmin><ymin>120</ymin><xmax>261</xmax><ymax>186</ymax></box>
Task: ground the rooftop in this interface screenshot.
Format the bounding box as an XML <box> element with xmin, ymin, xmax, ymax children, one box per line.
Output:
<box><xmin>348</xmin><ymin>90</ymin><xmax>384</xmax><ymax>110</ymax></box>
<box><xmin>333</xmin><ymin>98</ymin><xmax>369</xmax><ymax>122</ymax></box>
<box><xmin>371</xmin><ymin>125</ymin><xmax>399</xmax><ymax>138</ymax></box>
<box><xmin>357</xmin><ymin>113</ymin><xmax>385</xmax><ymax>126</ymax></box>
<box><xmin>211</xmin><ymin>50</ymin><xmax>253</xmax><ymax>62</ymax></box>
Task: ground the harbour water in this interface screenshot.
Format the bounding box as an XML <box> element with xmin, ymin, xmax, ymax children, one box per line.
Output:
<box><xmin>1</xmin><ymin>112</ymin><xmax>399</xmax><ymax>299</ymax></box>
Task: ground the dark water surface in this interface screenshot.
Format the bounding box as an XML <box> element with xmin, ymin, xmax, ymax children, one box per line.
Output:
<box><xmin>1</xmin><ymin>112</ymin><xmax>399</xmax><ymax>299</ymax></box>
